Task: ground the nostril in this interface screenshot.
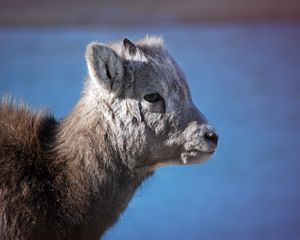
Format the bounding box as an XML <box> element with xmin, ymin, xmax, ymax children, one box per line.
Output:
<box><xmin>204</xmin><ymin>130</ymin><xmax>219</xmax><ymax>145</ymax></box>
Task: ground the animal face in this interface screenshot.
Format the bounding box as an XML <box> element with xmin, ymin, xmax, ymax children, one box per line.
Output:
<box><xmin>85</xmin><ymin>36</ymin><xmax>218</xmax><ymax>170</ymax></box>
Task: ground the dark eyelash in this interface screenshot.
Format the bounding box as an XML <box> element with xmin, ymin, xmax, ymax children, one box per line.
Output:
<box><xmin>143</xmin><ymin>93</ymin><xmax>162</xmax><ymax>103</ymax></box>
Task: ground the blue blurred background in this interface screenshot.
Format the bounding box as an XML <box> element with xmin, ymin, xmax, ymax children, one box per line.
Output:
<box><xmin>0</xmin><ymin>1</ymin><xmax>300</xmax><ymax>239</ymax></box>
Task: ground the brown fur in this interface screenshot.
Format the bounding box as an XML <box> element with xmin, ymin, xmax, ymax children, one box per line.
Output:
<box><xmin>0</xmin><ymin>100</ymin><xmax>150</xmax><ymax>240</ymax></box>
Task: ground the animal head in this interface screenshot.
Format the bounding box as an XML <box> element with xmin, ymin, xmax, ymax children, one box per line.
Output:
<box><xmin>84</xmin><ymin>36</ymin><xmax>218</xmax><ymax>171</ymax></box>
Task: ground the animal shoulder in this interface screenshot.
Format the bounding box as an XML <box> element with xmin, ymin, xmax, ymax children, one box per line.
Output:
<box><xmin>0</xmin><ymin>102</ymin><xmax>63</xmax><ymax>239</ymax></box>
<box><xmin>0</xmin><ymin>102</ymin><xmax>57</xmax><ymax>179</ymax></box>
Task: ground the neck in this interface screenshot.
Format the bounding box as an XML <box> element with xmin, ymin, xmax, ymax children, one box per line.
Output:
<box><xmin>54</xmin><ymin>87</ymin><xmax>151</xmax><ymax>239</ymax></box>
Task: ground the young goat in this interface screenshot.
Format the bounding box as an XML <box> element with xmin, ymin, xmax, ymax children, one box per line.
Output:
<box><xmin>0</xmin><ymin>36</ymin><xmax>218</xmax><ymax>240</ymax></box>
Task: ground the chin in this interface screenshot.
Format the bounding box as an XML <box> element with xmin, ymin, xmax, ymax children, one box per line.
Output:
<box><xmin>140</xmin><ymin>151</ymin><xmax>215</xmax><ymax>171</ymax></box>
<box><xmin>180</xmin><ymin>150</ymin><xmax>215</xmax><ymax>165</ymax></box>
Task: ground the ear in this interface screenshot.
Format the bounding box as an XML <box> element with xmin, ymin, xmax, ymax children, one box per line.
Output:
<box><xmin>86</xmin><ymin>42</ymin><xmax>124</xmax><ymax>96</ymax></box>
<box><xmin>123</xmin><ymin>38</ymin><xmax>137</xmax><ymax>55</ymax></box>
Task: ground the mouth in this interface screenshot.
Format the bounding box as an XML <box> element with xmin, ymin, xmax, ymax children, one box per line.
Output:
<box><xmin>136</xmin><ymin>148</ymin><xmax>216</xmax><ymax>170</ymax></box>
<box><xmin>180</xmin><ymin>149</ymin><xmax>215</xmax><ymax>165</ymax></box>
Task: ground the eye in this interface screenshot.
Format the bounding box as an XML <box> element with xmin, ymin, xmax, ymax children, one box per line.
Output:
<box><xmin>143</xmin><ymin>93</ymin><xmax>163</xmax><ymax>103</ymax></box>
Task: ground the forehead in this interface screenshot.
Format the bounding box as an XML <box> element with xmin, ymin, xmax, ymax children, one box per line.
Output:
<box><xmin>134</xmin><ymin>50</ymin><xmax>182</xmax><ymax>91</ymax></box>
<box><xmin>110</xmin><ymin>37</ymin><xmax>191</xmax><ymax>99</ymax></box>
<box><xmin>143</xmin><ymin>45</ymin><xmax>190</xmax><ymax>98</ymax></box>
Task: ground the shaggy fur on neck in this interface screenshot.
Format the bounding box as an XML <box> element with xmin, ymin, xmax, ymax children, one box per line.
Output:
<box><xmin>0</xmin><ymin>98</ymin><xmax>151</xmax><ymax>240</ymax></box>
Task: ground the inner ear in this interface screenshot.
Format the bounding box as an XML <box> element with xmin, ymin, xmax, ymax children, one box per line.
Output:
<box><xmin>86</xmin><ymin>43</ymin><xmax>125</xmax><ymax>96</ymax></box>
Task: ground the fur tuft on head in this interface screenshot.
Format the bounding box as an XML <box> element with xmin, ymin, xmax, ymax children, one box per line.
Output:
<box><xmin>136</xmin><ymin>35</ymin><xmax>164</xmax><ymax>47</ymax></box>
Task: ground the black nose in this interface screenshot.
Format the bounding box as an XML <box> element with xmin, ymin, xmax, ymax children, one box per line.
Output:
<box><xmin>204</xmin><ymin>129</ymin><xmax>219</xmax><ymax>145</ymax></box>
